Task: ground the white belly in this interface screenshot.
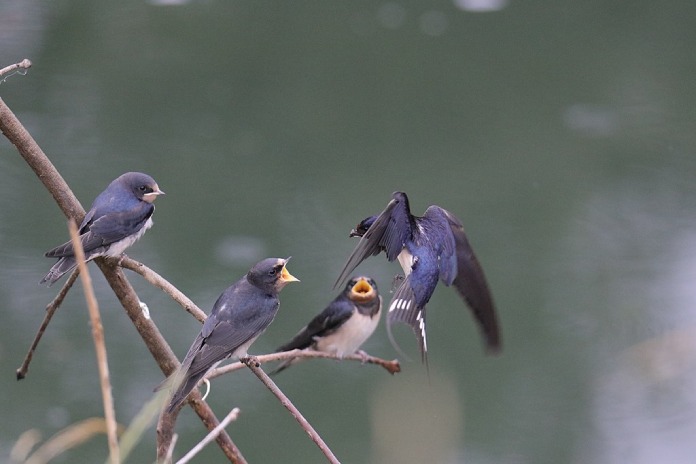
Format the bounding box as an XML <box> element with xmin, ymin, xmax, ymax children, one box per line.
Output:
<box><xmin>397</xmin><ymin>249</ymin><xmax>414</xmax><ymax>275</ymax></box>
<box><xmin>104</xmin><ymin>217</ymin><xmax>154</xmax><ymax>257</ymax></box>
<box><xmin>314</xmin><ymin>311</ymin><xmax>380</xmax><ymax>358</ymax></box>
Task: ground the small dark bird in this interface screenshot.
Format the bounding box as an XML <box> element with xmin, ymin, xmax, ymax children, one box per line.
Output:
<box><xmin>271</xmin><ymin>276</ymin><xmax>382</xmax><ymax>374</ymax></box>
<box><xmin>164</xmin><ymin>258</ymin><xmax>299</xmax><ymax>413</ymax></box>
<box><xmin>40</xmin><ymin>172</ymin><xmax>164</xmax><ymax>286</ymax></box>
<box><xmin>335</xmin><ymin>191</ymin><xmax>500</xmax><ymax>364</ymax></box>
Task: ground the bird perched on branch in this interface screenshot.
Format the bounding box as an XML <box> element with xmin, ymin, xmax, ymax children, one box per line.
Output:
<box><xmin>164</xmin><ymin>257</ymin><xmax>299</xmax><ymax>413</ymax></box>
<box><xmin>335</xmin><ymin>191</ymin><xmax>500</xmax><ymax>365</ymax></box>
<box><xmin>40</xmin><ymin>172</ymin><xmax>164</xmax><ymax>286</ymax></box>
<box><xmin>271</xmin><ymin>276</ymin><xmax>382</xmax><ymax>374</ymax></box>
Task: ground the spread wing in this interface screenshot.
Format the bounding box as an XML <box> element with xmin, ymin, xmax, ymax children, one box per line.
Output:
<box><xmin>335</xmin><ymin>194</ymin><xmax>412</xmax><ymax>287</ymax></box>
<box><xmin>436</xmin><ymin>206</ymin><xmax>501</xmax><ymax>353</ymax></box>
<box><xmin>44</xmin><ymin>202</ymin><xmax>154</xmax><ymax>257</ymax></box>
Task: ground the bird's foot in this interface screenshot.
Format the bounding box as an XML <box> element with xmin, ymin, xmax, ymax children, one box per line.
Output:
<box><xmin>240</xmin><ymin>355</ymin><xmax>261</xmax><ymax>368</ymax></box>
<box><xmin>355</xmin><ymin>350</ymin><xmax>370</xmax><ymax>364</ymax></box>
<box><xmin>116</xmin><ymin>253</ymin><xmax>129</xmax><ymax>266</ymax></box>
<box><xmin>391</xmin><ymin>274</ymin><xmax>404</xmax><ymax>293</ymax></box>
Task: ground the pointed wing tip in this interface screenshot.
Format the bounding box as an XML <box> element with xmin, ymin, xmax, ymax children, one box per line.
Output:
<box><xmin>485</xmin><ymin>341</ymin><xmax>502</xmax><ymax>356</ymax></box>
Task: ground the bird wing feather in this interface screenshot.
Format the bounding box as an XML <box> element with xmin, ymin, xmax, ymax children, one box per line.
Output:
<box><xmin>276</xmin><ymin>298</ymin><xmax>355</xmax><ymax>352</ymax></box>
<box><xmin>44</xmin><ymin>202</ymin><xmax>154</xmax><ymax>257</ymax></box>
<box><xmin>387</xmin><ymin>275</ymin><xmax>428</xmax><ymax>364</ymax></box>
<box><xmin>335</xmin><ymin>195</ymin><xmax>411</xmax><ymax>287</ymax></box>
<box><xmin>438</xmin><ymin>207</ymin><xmax>501</xmax><ymax>353</ymax></box>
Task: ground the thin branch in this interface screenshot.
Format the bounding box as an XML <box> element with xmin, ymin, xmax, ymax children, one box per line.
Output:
<box><xmin>16</xmin><ymin>269</ymin><xmax>80</xmax><ymax>380</ymax></box>
<box><xmin>241</xmin><ymin>357</ymin><xmax>340</xmax><ymax>464</ymax></box>
<box><xmin>0</xmin><ymin>58</ymin><xmax>32</xmax><ymax>80</ymax></box>
<box><xmin>119</xmin><ymin>257</ymin><xmax>206</xmax><ymax>323</ymax></box>
<box><xmin>163</xmin><ymin>433</ymin><xmax>178</xmax><ymax>464</ymax></box>
<box><xmin>1</xmin><ymin>93</ymin><xmax>245</xmax><ymax>463</ymax></box>
<box><xmin>68</xmin><ymin>219</ymin><xmax>120</xmax><ymax>464</ymax></box>
<box><xmin>176</xmin><ymin>408</ymin><xmax>240</xmax><ymax>464</ymax></box>
<box><xmin>210</xmin><ymin>349</ymin><xmax>401</xmax><ymax>380</ymax></box>
<box><xmin>157</xmin><ymin>390</ymin><xmax>248</xmax><ymax>464</ymax></box>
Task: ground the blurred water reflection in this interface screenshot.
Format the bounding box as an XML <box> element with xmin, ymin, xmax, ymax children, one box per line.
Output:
<box><xmin>2</xmin><ymin>1</ymin><xmax>696</xmax><ymax>463</ymax></box>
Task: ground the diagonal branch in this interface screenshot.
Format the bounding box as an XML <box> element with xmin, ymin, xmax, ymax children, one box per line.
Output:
<box><xmin>0</xmin><ymin>93</ymin><xmax>245</xmax><ymax>463</ymax></box>
<box><xmin>119</xmin><ymin>257</ymin><xmax>206</xmax><ymax>323</ymax></box>
<box><xmin>68</xmin><ymin>219</ymin><xmax>120</xmax><ymax>464</ymax></box>
<box><xmin>241</xmin><ymin>357</ymin><xmax>340</xmax><ymax>464</ymax></box>
<box><xmin>16</xmin><ymin>269</ymin><xmax>80</xmax><ymax>380</ymax></box>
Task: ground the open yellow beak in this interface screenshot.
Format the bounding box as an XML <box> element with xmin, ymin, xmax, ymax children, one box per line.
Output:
<box><xmin>350</xmin><ymin>277</ymin><xmax>375</xmax><ymax>302</ymax></box>
<box><xmin>280</xmin><ymin>265</ymin><xmax>300</xmax><ymax>283</ymax></box>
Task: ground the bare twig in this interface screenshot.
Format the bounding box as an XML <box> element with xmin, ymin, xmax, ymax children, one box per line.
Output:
<box><xmin>16</xmin><ymin>269</ymin><xmax>80</xmax><ymax>380</ymax></box>
<box><xmin>163</xmin><ymin>433</ymin><xmax>178</xmax><ymax>464</ymax></box>
<box><xmin>210</xmin><ymin>349</ymin><xmax>401</xmax><ymax>380</ymax></box>
<box><xmin>0</xmin><ymin>58</ymin><xmax>32</xmax><ymax>81</ymax></box>
<box><xmin>241</xmin><ymin>357</ymin><xmax>341</xmax><ymax>464</ymax></box>
<box><xmin>68</xmin><ymin>220</ymin><xmax>120</xmax><ymax>464</ymax></box>
<box><xmin>176</xmin><ymin>408</ymin><xmax>240</xmax><ymax>464</ymax></box>
<box><xmin>22</xmin><ymin>418</ymin><xmax>122</xmax><ymax>464</ymax></box>
<box><xmin>119</xmin><ymin>257</ymin><xmax>206</xmax><ymax>323</ymax></box>
<box><xmin>1</xmin><ymin>94</ymin><xmax>245</xmax><ymax>463</ymax></box>
<box><xmin>157</xmin><ymin>388</ymin><xmax>248</xmax><ymax>464</ymax></box>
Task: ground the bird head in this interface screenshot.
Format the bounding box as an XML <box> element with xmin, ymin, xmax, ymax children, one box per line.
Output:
<box><xmin>349</xmin><ymin>215</ymin><xmax>377</xmax><ymax>238</ymax></box>
<box><xmin>248</xmin><ymin>257</ymin><xmax>300</xmax><ymax>293</ymax></box>
<box><xmin>122</xmin><ymin>172</ymin><xmax>165</xmax><ymax>203</ymax></box>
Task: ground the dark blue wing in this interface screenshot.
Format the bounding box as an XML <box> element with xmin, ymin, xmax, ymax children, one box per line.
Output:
<box><xmin>44</xmin><ymin>202</ymin><xmax>154</xmax><ymax>257</ymax></box>
<box><xmin>334</xmin><ymin>192</ymin><xmax>413</xmax><ymax>287</ymax></box>
<box><xmin>276</xmin><ymin>297</ymin><xmax>355</xmax><ymax>352</ymax></box>
<box><xmin>438</xmin><ymin>206</ymin><xmax>501</xmax><ymax>353</ymax></box>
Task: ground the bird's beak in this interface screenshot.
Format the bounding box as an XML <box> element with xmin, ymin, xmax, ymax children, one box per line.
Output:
<box><xmin>143</xmin><ymin>184</ymin><xmax>165</xmax><ymax>202</ymax></box>
<box><xmin>280</xmin><ymin>262</ymin><xmax>300</xmax><ymax>284</ymax></box>
<box><xmin>350</xmin><ymin>277</ymin><xmax>375</xmax><ymax>301</ymax></box>
<box><xmin>349</xmin><ymin>228</ymin><xmax>360</xmax><ymax>237</ymax></box>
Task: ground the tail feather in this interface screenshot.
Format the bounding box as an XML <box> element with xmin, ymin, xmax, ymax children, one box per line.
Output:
<box><xmin>166</xmin><ymin>369</ymin><xmax>207</xmax><ymax>413</ymax></box>
<box><xmin>40</xmin><ymin>257</ymin><xmax>77</xmax><ymax>286</ymax></box>
<box><xmin>268</xmin><ymin>355</ymin><xmax>301</xmax><ymax>376</ymax></box>
<box><xmin>387</xmin><ymin>276</ymin><xmax>429</xmax><ymax>366</ymax></box>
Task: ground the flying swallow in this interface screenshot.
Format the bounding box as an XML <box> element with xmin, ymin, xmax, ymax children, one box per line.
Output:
<box><xmin>40</xmin><ymin>172</ymin><xmax>164</xmax><ymax>286</ymax></box>
<box><xmin>164</xmin><ymin>257</ymin><xmax>299</xmax><ymax>413</ymax></box>
<box><xmin>271</xmin><ymin>276</ymin><xmax>381</xmax><ymax>374</ymax></box>
<box><xmin>335</xmin><ymin>191</ymin><xmax>500</xmax><ymax>364</ymax></box>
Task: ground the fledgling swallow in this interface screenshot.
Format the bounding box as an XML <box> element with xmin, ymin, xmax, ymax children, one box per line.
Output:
<box><xmin>271</xmin><ymin>276</ymin><xmax>382</xmax><ymax>374</ymax></box>
<box><xmin>164</xmin><ymin>257</ymin><xmax>299</xmax><ymax>413</ymax></box>
<box><xmin>335</xmin><ymin>191</ymin><xmax>500</xmax><ymax>364</ymax></box>
<box><xmin>40</xmin><ymin>172</ymin><xmax>164</xmax><ymax>286</ymax></box>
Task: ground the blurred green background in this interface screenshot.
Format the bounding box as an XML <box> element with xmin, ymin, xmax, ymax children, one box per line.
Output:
<box><xmin>2</xmin><ymin>1</ymin><xmax>696</xmax><ymax>463</ymax></box>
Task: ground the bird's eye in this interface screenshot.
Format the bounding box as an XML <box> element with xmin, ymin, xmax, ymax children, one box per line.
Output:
<box><xmin>139</xmin><ymin>185</ymin><xmax>152</xmax><ymax>193</ymax></box>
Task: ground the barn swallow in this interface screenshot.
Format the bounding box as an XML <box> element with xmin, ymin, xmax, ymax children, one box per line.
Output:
<box><xmin>40</xmin><ymin>172</ymin><xmax>164</xmax><ymax>286</ymax></box>
<box><xmin>335</xmin><ymin>191</ymin><xmax>500</xmax><ymax>364</ymax></box>
<box><xmin>271</xmin><ymin>276</ymin><xmax>382</xmax><ymax>374</ymax></box>
<box><xmin>164</xmin><ymin>257</ymin><xmax>299</xmax><ymax>413</ymax></box>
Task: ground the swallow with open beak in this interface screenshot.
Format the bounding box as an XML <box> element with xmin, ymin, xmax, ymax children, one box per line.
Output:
<box><xmin>164</xmin><ymin>257</ymin><xmax>299</xmax><ymax>413</ymax></box>
<box><xmin>271</xmin><ymin>276</ymin><xmax>381</xmax><ymax>374</ymax></box>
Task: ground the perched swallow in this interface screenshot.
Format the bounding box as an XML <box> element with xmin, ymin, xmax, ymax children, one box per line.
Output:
<box><xmin>335</xmin><ymin>191</ymin><xmax>500</xmax><ymax>364</ymax></box>
<box><xmin>40</xmin><ymin>172</ymin><xmax>164</xmax><ymax>286</ymax></box>
<box><xmin>164</xmin><ymin>258</ymin><xmax>299</xmax><ymax>413</ymax></box>
<box><xmin>271</xmin><ymin>276</ymin><xmax>382</xmax><ymax>374</ymax></box>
